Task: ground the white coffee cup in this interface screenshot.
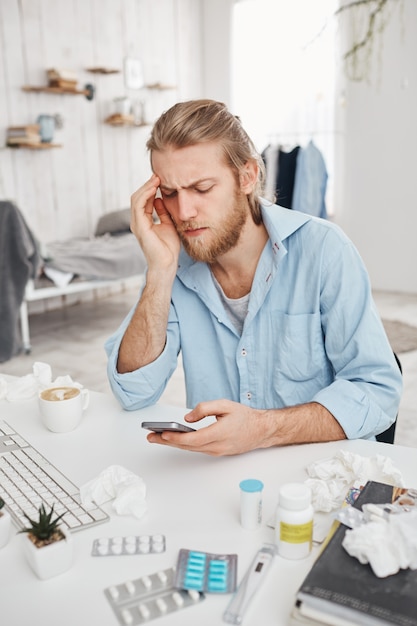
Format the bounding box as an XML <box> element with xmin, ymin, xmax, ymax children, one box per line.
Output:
<box><xmin>38</xmin><ymin>386</ymin><xmax>89</xmax><ymax>433</ymax></box>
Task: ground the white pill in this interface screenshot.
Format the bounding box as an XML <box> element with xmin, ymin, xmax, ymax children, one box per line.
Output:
<box><xmin>188</xmin><ymin>589</ymin><xmax>200</xmax><ymax>602</ymax></box>
<box><xmin>172</xmin><ymin>591</ymin><xmax>184</xmax><ymax>607</ymax></box>
<box><xmin>125</xmin><ymin>580</ymin><xmax>135</xmax><ymax>595</ymax></box>
<box><xmin>111</xmin><ymin>544</ymin><xmax>123</xmax><ymax>555</ymax></box>
<box><xmin>157</xmin><ymin>570</ymin><xmax>168</xmax><ymax>584</ymax></box>
<box><xmin>138</xmin><ymin>542</ymin><xmax>150</xmax><ymax>554</ymax></box>
<box><xmin>125</xmin><ymin>543</ymin><xmax>137</xmax><ymax>554</ymax></box>
<box><xmin>141</xmin><ymin>575</ymin><xmax>152</xmax><ymax>590</ymax></box>
<box><xmin>156</xmin><ymin>598</ymin><xmax>167</xmax><ymax>613</ymax></box>
<box><xmin>152</xmin><ymin>541</ymin><xmax>164</xmax><ymax>553</ymax></box>
<box><xmin>97</xmin><ymin>537</ymin><xmax>109</xmax><ymax>546</ymax></box>
<box><xmin>121</xmin><ymin>608</ymin><xmax>133</xmax><ymax>625</ymax></box>
<box><xmin>125</xmin><ymin>535</ymin><xmax>137</xmax><ymax>544</ymax></box>
<box><xmin>138</xmin><ymin>604</ymin><xmax>151</xmax><ymax>619</ymax></box>
<box><xmin>108</xmin><ymin>586</ymin><xmax>119</xmax><ymax>600</ymax></box>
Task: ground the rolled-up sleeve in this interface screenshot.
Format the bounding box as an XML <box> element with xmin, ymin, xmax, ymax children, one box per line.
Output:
<box><xmin>105</xmin><ymin>304</ymin><xmax>180</xmax><ymax>411</ymax></box>
<box><xmin>311</xmin><ymin>233</ymin><xmax>402</xmax><ymax>439</ymax></box>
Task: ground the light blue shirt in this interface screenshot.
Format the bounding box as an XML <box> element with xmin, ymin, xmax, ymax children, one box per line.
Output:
<box><xmin>105</xmin><ymin>203</ymin><xmax>402</xmax><ymax>440</ymax></box>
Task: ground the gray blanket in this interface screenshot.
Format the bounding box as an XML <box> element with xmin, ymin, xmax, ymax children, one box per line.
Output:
<box><xmin>43</xmin><ymin>232</ymin><xmax>146</xmax><ymax>280</ymax></box>
<box><xmin>0</xmin><ymin>201</ymin><xmax>41</xmax><ymax>362</ymax></box>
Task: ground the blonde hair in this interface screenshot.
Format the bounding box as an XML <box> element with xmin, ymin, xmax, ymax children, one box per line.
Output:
<box><xmin>146</xmin><ymin>99</ymin><xmax>265</xmax><ymax>224</ymax></box>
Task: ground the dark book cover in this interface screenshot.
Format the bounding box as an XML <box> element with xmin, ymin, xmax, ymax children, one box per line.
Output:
<box><xmin>293</xmin><ymin>481</ymin><xmax>417</xmax><ymax>626</ymax></box>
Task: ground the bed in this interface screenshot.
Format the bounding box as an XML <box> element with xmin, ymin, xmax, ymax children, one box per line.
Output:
<box><xmin>0</xmin><ymin>201</ymin><xmax>146</xmax><ymax>361</ymax></box>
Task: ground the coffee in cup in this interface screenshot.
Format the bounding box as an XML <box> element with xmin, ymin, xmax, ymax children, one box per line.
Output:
<box><xmin>40</xmin><ymin>387</ymin><xmax>80</xmax><ymax>402</ymax></box>
<box><xmin>38</xmin><ymin>386</ymin><xmax>89</xmax><ymax>433</ymax></box>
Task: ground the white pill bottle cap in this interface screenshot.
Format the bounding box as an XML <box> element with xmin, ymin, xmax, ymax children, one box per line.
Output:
<box><xmin>278</xmin><ymin>482</ymin><xmax>312</xmax><ymax>509</ymax></box>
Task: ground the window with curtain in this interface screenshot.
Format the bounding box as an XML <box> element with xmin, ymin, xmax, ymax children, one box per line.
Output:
<box><xmin>231</xmin><ymin>0</ymin><xmax>337</xmax><ymax>214</ymax></box>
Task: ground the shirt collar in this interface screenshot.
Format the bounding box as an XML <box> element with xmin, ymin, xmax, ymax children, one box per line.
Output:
<box><xmin>177</xmin><ymin>200</ymin><xmax>312</xmax><ymax>276</ymax></box>
<box><xmin>260</xmin><ymin>200</ymin><xmax>311</xmax><ymax>245</ymax></box>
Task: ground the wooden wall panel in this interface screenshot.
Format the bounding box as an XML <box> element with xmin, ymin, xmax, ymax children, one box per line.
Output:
<box><xmin>0</xmin><ymin>0</ymin><xmax>203</xmax><ymax>243</ymax></box>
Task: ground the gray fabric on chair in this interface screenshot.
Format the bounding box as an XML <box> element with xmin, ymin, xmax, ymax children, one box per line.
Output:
<box><xmin>94</xmin><ymin>208</ymin><xmax>131</xmax><ymax>237</ymax></box>
<box><xmin>0</xmin><ymin>201</ymin><xmax>41</xmax><ymax>362</ymax></box>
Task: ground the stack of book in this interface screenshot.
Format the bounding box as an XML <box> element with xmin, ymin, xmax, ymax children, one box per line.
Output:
<box><xmin>291</xmin><ymin>481</ymin><xmax>417</xmax><ymax>626</ymax></box>
<box><xmin>46</xmin><ymin>68</ymin><xmax>78</xmax><ymax>91</ymax></box>
<box><xmin>6</xmin><ymin>124</ymin><xmax>41</xmax><ymax>147</ymax></box>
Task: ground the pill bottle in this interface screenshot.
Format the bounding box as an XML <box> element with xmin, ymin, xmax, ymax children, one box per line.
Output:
<box><xmin>275</xmin><ymin>482</ymin><xmax>313</xmax><ymax>559</ymax></box>
<box><xmin>239</xmin><ymin>479</ymin><xmax>264</xmax><ymax>530</ymax></box>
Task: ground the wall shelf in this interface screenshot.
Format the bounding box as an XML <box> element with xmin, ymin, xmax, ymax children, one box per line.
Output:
<box><xmin>86</xmin><ymin>67</ymin><xmax>120</xmax><ymax>74</ymax></box>
<box><xmin>104</xmin><ymin>113</ymin><xmax>149</xmax><ymax>127</ymax></box>
<box><xmin>22</xmin><ymin>84</ymin><xmax>95</xmax><ymax>100</ymax></box>
<box><xmin>6</xmin><ymin>142</ymin><xmax>62</xmax><ymax>149</ymax></box>
<box><xmin>145</xmin><ymin>82</ymin><xmax>176</xmax><ymax>90</ymax></box>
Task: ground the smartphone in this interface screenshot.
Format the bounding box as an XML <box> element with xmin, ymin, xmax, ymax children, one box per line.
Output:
<box><xmin>141</xmin><ymin>421</ymin><xmax>196</xmax><ymax>433</ymax></box>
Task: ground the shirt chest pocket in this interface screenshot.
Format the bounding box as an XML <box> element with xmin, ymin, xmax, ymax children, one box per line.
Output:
<box><xmin>269</xmin><ymin>311</ymin><xmax>326</xmax><ymax>383</ymax></box>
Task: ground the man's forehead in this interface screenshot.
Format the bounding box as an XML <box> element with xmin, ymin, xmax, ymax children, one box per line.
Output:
<box><xmin>155</xmin><ymin>143</ymin><xmax>218</xmax><ymax>161</ymax></box>
<box><xmin>152</xmin><ymin>143</ymin><xmax>230</xmax><ymax>188</ymax></box>
<box><xmin>158</xmin><ymin>176</ymin><xmax>217</xmax><ymax>191</ymax></box>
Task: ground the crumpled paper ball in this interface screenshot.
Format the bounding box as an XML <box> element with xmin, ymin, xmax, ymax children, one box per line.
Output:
<box><xmin>305</xmin><ymin>450</ymin><xmax>404</xmax><ymax>512</ymax></box>
<box><xmin>343</xmin><ymin>510</ymin><xmax>417</xmax><ymax>577</ymax></box>
<box><xmin>80</xmin><ymin>465</ymin><xmax>147</xmax><ymax>519</ymax></box>
<box><xmin>0</xmin><ymin>361</ymin><xmax>81</xmax><ymax>402</ymax></box>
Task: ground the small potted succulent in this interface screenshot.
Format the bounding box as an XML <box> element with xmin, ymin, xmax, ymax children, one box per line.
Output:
<box><xmin>19</xmin><ymin>503</ymin><xmax>74</xmax><ymax>580</ymax></box>
<box><xmin>0</xmin><ymin>497</ymin><xmax>11</xmax><ymax>548</ymax></box>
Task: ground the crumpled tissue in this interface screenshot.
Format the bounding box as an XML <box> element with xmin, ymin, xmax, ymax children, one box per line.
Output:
<box><xmin>343</xmin><ymin>509</ymin><xmax>417</xmax><ymax>577</ymax></box>
<box><xmin>305</xmin><ymin>450</ymin><xmax>404</xmax><ymax>512</ymax></box>
<box><xmin>0</xmin><ymin>362</ymin><xmax>82</xmax><ymax>401</ymax></box>
<box><xmin>80</xmin><ymin>465</ymin><xmax>147</xmax><ymax>519</ymax></box>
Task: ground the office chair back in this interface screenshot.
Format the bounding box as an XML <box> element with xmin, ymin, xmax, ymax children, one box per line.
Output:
<box><xmin>375</xmin><ymin>352</ymin><xmax>402</xmax><ymax>444</ymax></box>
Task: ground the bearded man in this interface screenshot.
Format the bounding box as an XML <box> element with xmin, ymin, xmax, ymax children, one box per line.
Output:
<box><xmin>105</xmin><ymin>99</ymin><xmax>402</xmax><ymax>455</ymax></box>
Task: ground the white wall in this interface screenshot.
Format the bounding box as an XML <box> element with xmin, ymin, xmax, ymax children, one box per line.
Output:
<box><xmin>203</xmin><ymin>0</ymin><xmax>417</xmax><ymax>295</ymax></box>
<box><xmin>0</xmin><ymin>0</ymin><xmax>203</xmax><ymax>243</ymax></box>
<box><xmin>201</xmin><ymin>0</ymin><xmax>234</xmax><ymax>104</ymax></box>
<box><xmin>335</xmin><ymin>0</ymin><xmax>417</xmax><ymax>294</ymax></box>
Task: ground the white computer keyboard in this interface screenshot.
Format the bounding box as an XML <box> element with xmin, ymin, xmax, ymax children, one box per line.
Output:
<box><xmin>0</xmin><ymin>419</ymin><xmax>109</xmax><ymax>532</ymax></box>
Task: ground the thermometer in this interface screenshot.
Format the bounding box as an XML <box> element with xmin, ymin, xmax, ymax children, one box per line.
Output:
<box><xmin>223</xmin><ymin>543</ymin><xmax>276</xmax><ymax>624</ymax></box>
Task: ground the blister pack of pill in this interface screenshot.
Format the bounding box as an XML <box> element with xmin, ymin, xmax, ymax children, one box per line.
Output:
<box><xmin>336</xmin><ymin>506</ymin><xmax>365</xmax><ymax>529</ymax></box>
<box><xmin>174</xmin><ymin>549</ymin><xmax>238</xmax><ymax>594</ymax></box>
<box><xmin>92</xmin><ymin>535</ymin><xmax>166</xmax><ymax>556</ymax></box>
<box><xmin>104</xmin><ymin>567</ymin><xmax>205</xmax><ymax>625</ymax></box>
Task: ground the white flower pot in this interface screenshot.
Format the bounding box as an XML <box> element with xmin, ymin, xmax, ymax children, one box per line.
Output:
<box><xmin>0</xmin><ymin>509</ymin><xmax>11</xmax><ymax>548</ymax></box>
<box><xmin>21</xmin><ymin>528</ymin><xmax>74</xmax><ymax>580</ymax></box>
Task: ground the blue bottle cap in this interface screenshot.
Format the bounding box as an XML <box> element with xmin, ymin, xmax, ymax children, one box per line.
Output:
<box><xmin>239</xmin><ymin>479</ymin><xmax>264</xmax><ymax>493</ymax></box>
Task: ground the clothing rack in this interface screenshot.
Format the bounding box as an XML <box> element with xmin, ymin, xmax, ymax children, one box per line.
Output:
<box><xmin>261</xmin><ymin>139</ymin><xmax>328</xmax><ymax>219</ymax></box>
<box><xmin>264</xmin><ymin>129</ymin><xmax>339</xmax><ymax>148</ymax></box>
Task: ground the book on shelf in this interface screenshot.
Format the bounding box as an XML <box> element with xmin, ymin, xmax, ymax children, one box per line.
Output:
<box><xmin>47</xmin><ymin>67</ymin><xmax>78</xmax><ymax>82</ymax></box>
<box><xmin>7</xmin><ymin>124</ymin><xmax>40</xmax><ymax>135</ymax></box>
<box><xmin>46</xmin><ymin>68</ymin><xmax>78</xmax><ymax>90</ymax></box>
<box><xmin>291</xmin><ymin>481</ymin><xmax>417</xmax><ymax>626</ymax></box>
<box><xmin>7</xmin><ymin>138</ymin><xmax>39</xmax><ymax>146</ymax></box>
<box><xmin>104</xmin><ymin>113</ymin><xmax>135</xmax><ymax>126</ymax></box>
<box><xmin>7</xmin><ymin>136</ymin><xmax>41</xmax><ymax>145</ymax></box>
<box><xmin>48</xmin><ymin>78</ymin><xmax>78</xmax><ymax>90</ymax></box>
<box><xmin>6</xmin><ymin>124</ymin><xmax>41</xmax><ymax>146</ymax></box>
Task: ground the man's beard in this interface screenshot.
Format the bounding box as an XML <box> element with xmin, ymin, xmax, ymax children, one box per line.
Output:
<box><xmin>176</xmin><ymin>193</ymin><xmax>249</xmax><ymax>264</ymax></box>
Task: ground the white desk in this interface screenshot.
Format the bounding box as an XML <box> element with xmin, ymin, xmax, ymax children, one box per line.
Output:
<box><xmin>1</xmin><ymin>390</ymin><xmax>416</xmax><ymax>626</ymax></box>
